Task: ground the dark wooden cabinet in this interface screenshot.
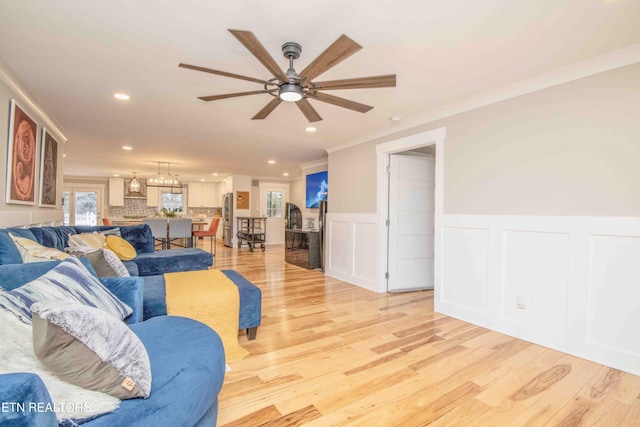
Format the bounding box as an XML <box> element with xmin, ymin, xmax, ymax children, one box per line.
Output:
<box><xmin>285</xmin><ymin>229</ymin><xmax>320</xmax><ymax>269</ymax></box>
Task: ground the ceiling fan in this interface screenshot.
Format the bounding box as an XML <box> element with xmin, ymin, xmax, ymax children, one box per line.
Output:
<box><xmin>179</xmin><ymin>29</ymin><xmax>396</xmax><ymax>122</ymax></box>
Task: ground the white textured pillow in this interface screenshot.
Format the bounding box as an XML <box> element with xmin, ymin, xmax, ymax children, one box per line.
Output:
<box><xmin>102</xmin><ymin>248</ymin><xmax>130</xmax><ymax>277</ymax></box>
<box><xmin>32</xmin><ymin>300</ymin><xmax>151</xmax><ymax>399</ymax></box>
<box><xmin>68</xmin><ymin>232</ymin><xmax>106</xmax><ymax>250</ymax></box>
<box><xmin>9</xmin><ymin>233</ymin><xmax>70</xmax><ymax>263</ymax></box>
<box><xmin>0</xmin><ymin>257</ymin><xmax>132</xmax><ymax>324</ymax></box>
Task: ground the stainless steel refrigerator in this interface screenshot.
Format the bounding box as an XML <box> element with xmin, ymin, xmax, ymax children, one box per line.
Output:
<box><xmin>222</xmin><ymin>192</ymin><xmax>233</xmax><ymax>247</ymax></box>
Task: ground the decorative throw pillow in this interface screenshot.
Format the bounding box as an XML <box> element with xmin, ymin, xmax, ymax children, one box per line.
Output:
<box><xmin>102</xmin><ymin>248</ymin><xmax>130</xmax><ymax>277</ymax></box>
<box><xmin>68</xmin><ymin>232</ymin><xmax>107</xmax><ymax>250</ymax></box>
<box><xmin>32</xmin><ymin>300</ymin><xmax>151</xmax><ymax>399</ymax></box>
<box><xmin>66</xmin><ymin>247</ymin><xmax>130</xmax><ymax>278</ymax></box>
<box><xmin>104</xmin><ymin>236</ymin><xmax>137</xmax><ymax>261</ymax></box>
<box><xmin>9</xmin><ymin>233</ymin><xmax>70</xmax><ymax>263</ymax></box>
<box><xmin>0</xmin><ymin>257</ymin><xmax>132</xmax><ymax>324</ymax></box>
<box><xmin>102</xmin><ymin>227</ymin><xmax>122</xmax><ymax>238</ymax></box>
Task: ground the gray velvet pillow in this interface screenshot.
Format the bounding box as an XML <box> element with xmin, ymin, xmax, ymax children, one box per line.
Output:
<box><xmin>32</xmin><ymin>300</ymin><xmax>151</xmax><ymax>399</ymax></box>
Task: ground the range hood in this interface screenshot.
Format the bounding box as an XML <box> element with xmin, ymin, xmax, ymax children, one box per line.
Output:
<box><xmin>124</xmin><ymin>191</ymin><xmax>146</xmax><ymax>199</ymax></box>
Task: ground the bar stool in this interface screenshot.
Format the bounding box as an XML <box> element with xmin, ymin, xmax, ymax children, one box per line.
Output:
<box><xmin>143</xmin><ymin>218</ymin><xmax>168</xmax><ymax>250</ymax></box>
<box><xmin>167</xmin><ymin>218</ymin><xmax>193</xmax><ymax>249</ymax></box>
<box><xmin>192</xmin><ymin>218</ymin><xmax>220</xmax><ymax>255</ymax></box>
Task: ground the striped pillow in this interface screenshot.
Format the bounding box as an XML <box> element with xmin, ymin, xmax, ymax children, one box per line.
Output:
<box><xmin>0</xmin><ymin>257</ymin><xmax>132</xmax><ymax>324</ymax></box>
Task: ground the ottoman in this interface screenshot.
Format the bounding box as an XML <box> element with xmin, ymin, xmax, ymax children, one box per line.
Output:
<box><xmin>141</xmin><ymin>269</ymin><xmax>262</xmax><ymax>340</ymax></box>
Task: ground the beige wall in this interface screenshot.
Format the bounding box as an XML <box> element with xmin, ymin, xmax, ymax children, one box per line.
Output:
<box><xmin>328</xmin><ymin>143</ymin><xmax>377</xmax><ymax>214</ymax></box>
<box><xmin>0</xmin><ymin>62</ymin><xmax>66</xmax><ymax>227</ymax></box>
<box><xmin>329</xmin><ymin>62</ymin><xmax>640</xmax><ymax>216</ymax></box>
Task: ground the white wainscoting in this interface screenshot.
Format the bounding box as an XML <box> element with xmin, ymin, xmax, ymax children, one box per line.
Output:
<box><xmin>437</xmin><ymin>214</ymin><xmax>640</xmax><ymax>376</ymax></box>
<box><xmin>325</xmin><ymin>213</ymin><xmax>379</xmax><ymax>292</ymax></box>
<box><xmin>0</xmin><ymin>210</ymin><xmax>64</xmax><ymax>228</ymax></box>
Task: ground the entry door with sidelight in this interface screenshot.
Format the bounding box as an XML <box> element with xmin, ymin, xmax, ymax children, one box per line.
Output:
<box><xmin>63</xmin><ymin>186</ymin><xmax>104</xmax><ymax>226</ymax></box>
<box><xmin>387</xmin><ymin>153</ymin><xmax>435</xmax><ymax>292</ymax></box>
<box><xmin>260</xmin><ymin>184</ymin><xmax>288</xmax><ymax>245</ymax></box>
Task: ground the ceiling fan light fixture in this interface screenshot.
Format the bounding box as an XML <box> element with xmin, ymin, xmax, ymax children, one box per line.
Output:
<box><xmin>279</xmin><ymin>83</ymin><xmax>303</xmax><ymax>102</ymax></box>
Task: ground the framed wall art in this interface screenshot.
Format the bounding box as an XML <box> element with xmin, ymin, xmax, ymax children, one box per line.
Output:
<box><xmin>39</xmin><ymin>128</ymin><xmax>59</xmax><ymax>207</ymax></box>
<box><xmin>6</xmin><ymin>99</ymin><xmax>38</xmax><ymax>205</ymax></box>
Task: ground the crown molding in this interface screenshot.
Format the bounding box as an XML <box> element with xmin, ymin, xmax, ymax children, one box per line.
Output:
<box><xmin>0</xmin><ymin>57</ymin><xmax>68</xmax><ymax>142</ymax></box>
<box><xmin>325</xmin><ymin>43</ymin><xmax>640</xmax><ymax>154</ymax></box>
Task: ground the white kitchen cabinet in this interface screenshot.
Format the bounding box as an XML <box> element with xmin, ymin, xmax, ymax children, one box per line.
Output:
<box><xmin>188</xmin><ymin>182</ymin><xmax>217</xmax><ymax>207</ymax></box>
<box><xmin>147</xmin><ymin>186</ymin><xmax>159</xmax><ymax>207</ymax></box>
<box><xmin>109</xmin><ymin>177</ymin><xmax>124</xmax><ymax>206</ymax></box>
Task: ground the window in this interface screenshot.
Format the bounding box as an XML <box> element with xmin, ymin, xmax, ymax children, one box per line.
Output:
<box><xmin>161</xmin><ymin>192</ymin><xmax>183</xmax><ymax>212</ymax></box>
<box><xmin>266</xmin><ymin>191</ymin><xmax>282</xmax><ymax>218</ymax></box>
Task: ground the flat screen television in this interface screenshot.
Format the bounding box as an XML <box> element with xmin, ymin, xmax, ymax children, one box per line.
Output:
<box><xmin>305</xmin><ymin>171</ymin><xmax>328</xmax><ymax>208</ymax></box>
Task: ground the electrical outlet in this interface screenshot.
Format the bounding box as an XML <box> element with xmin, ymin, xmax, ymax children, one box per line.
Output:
<box><xmin>516</xmin><ymin>294</ymin><xmax>529</xmax><ymax>310</ymax></box>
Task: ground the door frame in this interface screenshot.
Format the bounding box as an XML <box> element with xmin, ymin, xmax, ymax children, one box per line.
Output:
<box><xmin>62</xmin><ymin>183</ymin><xmax>105</xmax><ymax>226</ymax></box>
<box><xmin>376</xmin><ymin>127</ymin><xmax>446</xmax><ymax>293</ymax></box>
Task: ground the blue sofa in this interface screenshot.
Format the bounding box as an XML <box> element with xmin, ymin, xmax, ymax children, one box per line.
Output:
<box><xmin>0</xmin><ymin>223</ymin><xmax>261</xmax><ymax>339</ymax></box>
<box><xmin>0</xmin><ymin>260</ymin><xmax>226</xmax><ymax>426</ymax></box>
<box><xmin>0</xmin><ymin>224</ymin><xmax>213</xmax><ymax>276</ymax></box>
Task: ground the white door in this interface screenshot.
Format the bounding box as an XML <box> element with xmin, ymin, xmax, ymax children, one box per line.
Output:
<box><xmin>260</xmin><ymin>184</ymin><xmax>288</xmax><ymax>245</ymax></box>
<box><xmin>63</xmin><ymin>186</ymin><xmax>104</xmax><ymax>226</ymax></box>
<box><xmin>387</xmin><ymin>154</ymin><xmax>435</xmax><ymax>292</ymax></box>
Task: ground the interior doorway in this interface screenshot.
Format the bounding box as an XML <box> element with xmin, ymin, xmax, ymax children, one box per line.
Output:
<box><xmin>376</xmin><ymin>127</ymin><xmax>446</xmax><ymax>293</ymax></box>
<box><xmin>387</xmin><ymin>152</ymin><xmax>436</xmax><ymax>292</ymax></box>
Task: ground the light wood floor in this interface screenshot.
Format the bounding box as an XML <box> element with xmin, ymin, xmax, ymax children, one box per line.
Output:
<box><xmin>202</xmin><ymin>240</ymin><xmax>640</xmax><ymax>426</ymax></box>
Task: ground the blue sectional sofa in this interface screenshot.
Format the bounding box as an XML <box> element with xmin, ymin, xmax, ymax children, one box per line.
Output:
<box><xmin>0</xmin><ymin>224</ymin><xmax>213</xmax><ymax>275</ymax></box>
<box><xmin>0</xmin><ymin>223</ymin><xmax>261</xmax><ymax>340</ymax></box>
<box><xmin>0</xmin><ymin>260</ymin><xmax>226</xmax><ymax>426</ymax></box>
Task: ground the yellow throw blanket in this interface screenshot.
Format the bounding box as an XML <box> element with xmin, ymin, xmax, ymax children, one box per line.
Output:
<box><xmin>164</xmin><ymin>270</ymin><xmax>248</xmax><ymax>362</ymax></box>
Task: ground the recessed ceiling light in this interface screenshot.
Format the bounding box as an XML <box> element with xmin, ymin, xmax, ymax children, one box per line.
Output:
<box><xmin>212</xmin><ymin>173</ymin><xmax>218</xmax><ymax>176</ymax></box>
<box><xmin>268</xmin><ymin>160</ymin><xmax>276</xmax><ymax>164</ymax></box>
<box><xmin>114</xmin><ymin>174</ymin><xmax>120</xmax><ymax>177</ymax></box>
<box><xmin>200</xmin><ymin>179</ymin><xmax>205</xmax><ymax>182</ymax></box>
<box><xmin>113</xmin><ymin>93</ymin><xmax>130</xmax><ymax>100</ymax></box>
<box><xmin>305</xmin><ymin>126</ymin><xmax>316</xmax><ymax>132</ymax></box>
<box><xmin>122</xmin><ymin>146</ymin><xmax>133</xmax><ymax>150</ymax></box>
<box><xmin>390</xmin><ymin>116</ymin><xmax>401</xmax><ymax>123</ymax></box>
<box><xmin>62</xmin><ymin>154</ymin><xmax>67</xmax><ymax>158</ymax></box>
<box><xmin>283</xmin><ymin>172</ymin><xmax>289</xmax><ymax>177</ymax></box>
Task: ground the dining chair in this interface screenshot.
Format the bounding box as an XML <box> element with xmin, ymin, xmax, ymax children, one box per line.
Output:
<box><xmin>167</xmin><ymin>218</ymin><xmax>193</xmax><ymax>249</ymax></box>
<box><xmin>102</xmin><ymin>218</ymin><xmax>112</xmax><ymax>226</ymax></box>
<box><xmin>192</xmin><ymin>217</ymin><xmax>220</xmax><ymax>255</ymax></box>
<box><xmin>143</xmin><ymin>218</ymin><xmax>168</xmax><ymax>250</ymax></box>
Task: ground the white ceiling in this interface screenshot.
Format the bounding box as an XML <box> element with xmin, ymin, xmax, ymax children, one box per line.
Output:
<box><xmin>0</xmin><ymin>0</ymin><xmax>639</xmax><ymax>183</ymax></box>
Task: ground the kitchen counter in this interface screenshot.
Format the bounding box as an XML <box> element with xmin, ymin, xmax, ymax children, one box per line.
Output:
<box><xmin>285</xmin><ymin>229</ymin><xmax>320</xmax><ymax>269</ymax></box>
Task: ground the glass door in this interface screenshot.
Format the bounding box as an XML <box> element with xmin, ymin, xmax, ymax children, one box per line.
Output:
<box><xmin>63</xmin><ymin>186</ymin><xmax>104</xmax><ymax>226</ymax></box>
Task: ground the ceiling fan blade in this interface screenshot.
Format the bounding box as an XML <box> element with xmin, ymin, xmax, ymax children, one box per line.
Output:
<box><xmin>198</xmin><ymin>90</ymin><xmax>275</xmax><ymax>102</ymax></box>
<box><xmin>308</xmin><ymin>92</ymin><xmax>373</xmax><ymax>113</ymax></box>
<box><xmin>252</xmin><ymin>97</ymin><xmax>283</xmax><ymax>120</ymax></box>
<box><xmin>312</xmin><ymin>74</ymin><xmax>396</xmax><ymax>90</ymax></box>
<box><xmin>296</xmin><ymin>98</ymin><xmax>322</xmax><ymax>122</ymax></box>
<box><xmin>228</xmin><ymin>29</ymin><xmax>288</xmax><ymax>82</ymax></box>
<box><xmin>178</xmin><ymin>63</ymin><xmax>275</xmax><ymax>86</ymax></box>
<box><xmin>298</xmin><ymin>34</ymin><xmax>362</xmax><ymax>82</ymax></box>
